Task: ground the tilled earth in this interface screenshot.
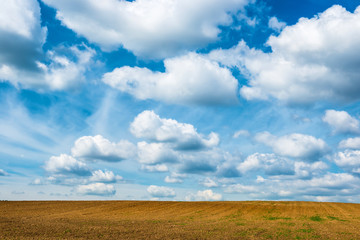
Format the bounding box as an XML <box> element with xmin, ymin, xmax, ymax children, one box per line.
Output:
<box><xmin>1</xmin><ymin>201</ymin><xmax>360</xmax><ymax>239</ymax></box>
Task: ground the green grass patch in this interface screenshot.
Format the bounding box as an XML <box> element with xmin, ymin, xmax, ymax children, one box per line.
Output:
<box><xmin>280</xmin><ymin>222</ymin><xmax>296</xmax><ymax>226</ymax></box>
<box><xmin>298</xmin><ymin>229</ymin><xmax>314</xmax><ymax>233</ymax></box>
<box><xmin>327</xmin><ymin>216</ymin><xmax>347</xmax><ymax>221</ymax></box>
<box><xmin>264</xmin><ymin>216</ymin><xmax>291</xmax><ymax>220</ymax></box>
<box><xmin>309</xmin><ymin>215</ymin><xmax>323</xmax><ymax>222</ymax></box>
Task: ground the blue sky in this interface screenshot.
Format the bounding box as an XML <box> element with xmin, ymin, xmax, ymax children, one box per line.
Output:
<box><xmin>1</xmin><ymin>0</ymin><xmax>360</xmax><ymax>202</ymax></box>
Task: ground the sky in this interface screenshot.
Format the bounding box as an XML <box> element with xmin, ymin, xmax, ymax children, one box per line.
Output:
<box><xmin>1</xmin><ymin>0</ymin><xmax>360</xmax><ymax>202</ymax></box>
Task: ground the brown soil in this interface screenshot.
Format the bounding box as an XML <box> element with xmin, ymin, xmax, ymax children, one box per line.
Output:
<box><xmin>1</xmin><ymin>201</ymin><xmax>360</xmax><ymax>239</ymax></box>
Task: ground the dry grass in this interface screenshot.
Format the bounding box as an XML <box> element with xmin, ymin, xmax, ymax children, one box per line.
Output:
<box><xmin>1</xmin><ymin>201</ymin><xmax>360</xmax><ymax>239</ymax></box>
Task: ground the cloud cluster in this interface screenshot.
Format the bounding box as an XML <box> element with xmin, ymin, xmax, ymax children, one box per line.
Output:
<box><xmin>76</xmin><ymin>183</ymin><xmax>116</xmax><ymax>196</ymax></box>
<box><xmin>0</xmin><ymin>0</ymin><xmax>95</xmax><ymax>90</ymax></box>
<box><xmin>131</xmin><ymin>110</ymin><xmax>219</xmax><ymax>150</ymax></box>
<box><xmin>339</xmin><ymin>137</ymin><xmax>360</xmax><ymax>149</ymax></box>
<box><xmin>255</xmin><ymin>132</ymin><xmax>328</xmax><ymax>161</ymax></box>
<box><xmin>103</xmin><ymin>53</ymin><xmax>239</xmax><ymax>105</ymax></box>
<box><xmin>72</xmin><ymin>135</ymin><xmax>136</xmax><ymax>162</ymax></box>
<box><xmin>137</xmin><ymin>142</ymin><xmax>178</xmax><ymax>165</ymax></box>
<box><xmin>333</xmin><ymin>150</ymin><xmax>360</xmax><ymax>176</ymax></box>
<box><xmin>185</xmin><ymin>189</ymin><xmax>222</xmax><ymax>201</ymax></box>
<box><xmin>42</xmin><ymin>0</ymin><xmax>250</xmax><ymax>59</ymax></box>
<box><xmin>164</xmin><ymin>172</ymin><xmax>187</xmax><ymax>183</ymax></box>
<box><xmin>43</xmin><ymin>135</ymin><xmax>131</xmax><ymax>196</ymax></box>
<box><xmin>44</xmin><ymin>154</ymin><xmax>91</xmax><ymax>176</ymax></box>
<box><xmin>323</xmin><ymin>110</ymin><xmax>360</xmax><ymax>134</ymax></box>
<box><xmin>237</xmin><ymin>153</ymin><xmax>295</xmax><ymax>176</ymax></box>
<box><xmin>147</xmin><ymin>185</ymin><xmax>176</xmax><ymax>198</ymax></box>
<box><xmin>237</xmin><ymin>153</ymin><xmax>327</xmax><ymax>179</ymax></box>
<box><xmin>0</xmin><ymin>0</ymin><xmax>45</xmax><ymax>70</ymax></box>
<box><xmin>210</xmin><ymin>5</ymin><xmax>360</xmax><ymax>104</ymax></box>
<box><xmin>199</xmin><ymin>177</ymin><xmax>218</xmax><ymax>188</ymax></box>
<box><xmin>131</xmin><ymin>111</ymin><xmax>232</xmax><ymax>177</ymax></box>
<box><xmin>89</xmin><ymin>170</ymin><xmax>123</xmax><ymax>183</ymax></box>
<box><xmin>224</xmin><ymin>172</ymin><xmax>359</xmax><ymax>201</ymax></box>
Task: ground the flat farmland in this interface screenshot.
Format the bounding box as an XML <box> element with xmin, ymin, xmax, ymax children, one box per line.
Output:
<box><xmin>1</xmin><ymin>201</ymin><xmax>360</xmax><ymax>239</ymax></box>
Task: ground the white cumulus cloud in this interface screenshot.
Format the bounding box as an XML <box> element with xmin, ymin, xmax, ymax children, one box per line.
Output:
<box><xmin>137</xmin><ymin>142</ymin><xmax>178</xmax><ymax>165</ymax></box>
<box><xmin>334</xmin><ymin>150</ymin><xmax>360</xmax><ymax>175</ymax></box>
<box><xmin>164</xmin><ymin>172</ymin><xmax>187</xmax><ymax>183</ymax></box>
<box><xmin>339</xmin><ymin>137</ymin><xmax>360</xmax><ymax>149</ymax></box>
<box><xmin>42</xmin><ymin>0</ymin><xmax>250</xmax><ymax>59</ymax></box>
<box><xmin>210</xmin><ymin>5</ymin><xmax>360</xmax><ymax>105</ymax></box>
<box><xmin>0</xmin><ymin>0</ymin><xmax>95</xmax><ymax>90</ymax></box>
<box><xmin>131</xmin><ymin>110</ymin><xmax>219</xmax><ymax>150</ymax></box>
<box><xmin>237</xmin><ymin>153</ymin><xmax>295</xmax><ymax>176</ymax></box>
<box><xmin>199</xmin><ymin>177</ymin><xmax>218</xmax><ymax>188</ymax></box>
<box><xmin>72</xmin><ymin>135</ymin><xmax>136</xmax><ymax>162</ymax></box>
<box><xmin>76</xmin><ymin>183</ymin><xmax>116</xmax><ymax>196</ymax></box>
<box><xmin>44</xmin><ymin>154</ymin><xmax>91</xmax><ymax>176</ymax></box>
<box><xmin>103</xmin><ymin>53</ymin><xmax>239</xmax><ymax>105</ymax></box>
<box><xmin>323</xmin><ymin>110</ymin><xmax>360</xmax><ymax>134</ymax></box>
<box><xmin>89</xmin><ymin>170</ymin><xmax>123</xmax><ymax>183</ymax></box>
<box><xmin>147</xmin><ymin>185</ymin><xmax>176</xmax><ymax>198</ymax></box>
<box><xmin>185</xmin><ymin>189</ymin><xmax>222</xmax><ymax>201</ymax></box>
<box><xmin>255</xmin><ymin>132</ymin><xmax>328</xmax><ymax>161</ymax></box>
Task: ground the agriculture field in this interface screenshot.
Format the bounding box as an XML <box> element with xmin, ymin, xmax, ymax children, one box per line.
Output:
<box><xmin>1</xmin><ymin>201</ymin><xmax>360</xmax><ymax>239</ymax></box>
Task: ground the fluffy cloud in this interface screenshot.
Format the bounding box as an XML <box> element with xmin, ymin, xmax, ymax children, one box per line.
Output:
<box><xmin>255</xmin><ymin>132</ymin><xmax>328</xmax><ymax>161</ymax></box>
<box><xmin>0</xmin><ymin>169</ymin><xmax>9</xmax><ymax>176</ymax></box>
<box><xmin>301</xmin><ymin>173</ymin><xmax>358</xmax><ymax>191</ymax></box>
<box><xmin>269</xmin><ymin>173</ymin><xmax>360</xmax><ymax>199</ymax></box>
<box><xmin>76</xmin><ymin>183</ymin><xmax>116</xmax><ymax>196</ymax></box>
<box><xmin>294</xmin><ymin>161</ymin><xmax>328</xmax><ymax>179</ymax></box>
<box><xmin>268</xmin><ymin>16</ymin><xmax>286</xmax><ymax>32</ymax></box>
<box><xmin>89</xmin><ymin>170</ymin><xmax>123</xmax><ymax>183</ymax></box>
<box><xmin>333</xmin><ymin>150</ymin><xmax>360</xmax><ymax>176</ymax></box>
<box><xmin>147</xmin><ymin>185</ymin><xmax>176</xmax><ymax>198</ymax></box>
<box><xmin>72</xmin><ymin>135</ymin><xmax>136</xmax><ymax>162</ymax></box>
<box><xmin>323</xmin><ymin>110</ymin><xmax>360</xmax><ymax>134</ymax></box>
<box><xmin>1</xmin><ymin>45</ymin><xmax>95</xmax><ymax>90</ymax></box>
<box><xmin>33</xmin><ymin>45</ymin><xmax>96</xmax><ymax>90</ymax></box>
<box><xmin>164</xmin><ymin>172</ymin><xmax>187</xmax><ymax>183</ymax></box>
<box><xmin>131</xmin><ymin>111</ymin><xmax>232</xmax><ymax>175</ymax></box>
<box><xmin>339</xmin><ymin>137</ymin><xmax>360</xmax><ymax>149</ymax></box>
<box><xmin>137</xmin><ymin>142</ymin><xmax>178</xmax><ymax>165</ymax></box>
<box><xmin>0</xmin><ymin>0</ymin><xmax>94</xmax><ymax>90</ymax></box>
<box><xmin>237</xmin><ymin>153</ymin><xmax>295</xmax><ymax>176</ymax></box>
<box><xmin>44</xmin><ymin>154</ymin><xmax>91</xmax><ymax>176</ymax></box>
<box><xmin>0</xmin><ymin>0</ymin><xmax>45</xmax><ymax>69</ymax></box>
<box><xmin>42</xmin><ymin>0</ymin><xmax>249</xmax><ymax>59</ymax></box>
<box><xmin>185</xmin><ymin>189</ymin><xmax>222</xmax><ymax>201</ymax></box>
<box><xmin>199</xmin><ymin>177</ymin><xmax>218</xmax><ymax>188</ymax></box>
<box><xmin>222</xmin><ymin>172</ymin><xmax>360</xmax><ymax>200</ymax></box>
<box><xmin>210</xmin><ymin>5</ymin><xmax>360</xmax><ymax>104</ymax></box>
<box><xmin>103</xmin><ymin>53</ymin><xmax>239</xmax><ymax>105</ymax></box>
<box><xmin>131</xmin><ymin>111</ymin><xmax>219</xmax><ymax>150</ymax></box>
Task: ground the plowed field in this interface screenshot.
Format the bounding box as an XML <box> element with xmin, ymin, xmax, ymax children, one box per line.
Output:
<box><xmin>1</xmin><ymin>201</ymin><xmax>360</xmax><ymax>239</ymax></box>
